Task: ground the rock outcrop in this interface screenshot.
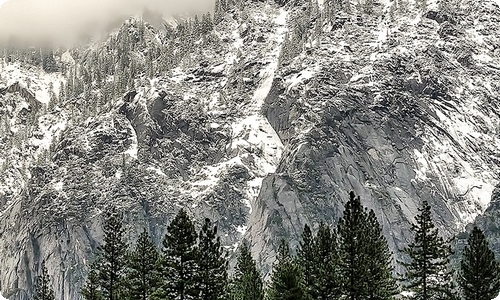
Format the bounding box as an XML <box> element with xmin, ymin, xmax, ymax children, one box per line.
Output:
<box><xmin>0</xmin><ymin>0</ymin><xmax>500</xmax><ymax>299</ymax></box>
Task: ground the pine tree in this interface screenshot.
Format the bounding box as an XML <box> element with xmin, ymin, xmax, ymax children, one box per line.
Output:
<box><xmin>58</xmin><ymin>81</ymin><xmax>66</xmax><ymax>104</ymax></box>
<box><xmin>267</xmin><ymin>239</ymin><xmax>305</xmax><ymax>300</ymax></box>
<box><xmin>337</xmin><ymin>191</ymin><xmax>397</xmax><ymax>300</ymax></box>
<box><xmin>125</xmin><ymin>229</ymin><xmax>159</xmax><ymax>300</ymax></box>
<box><xmin>459</xmin><ymin>226</ymin><xmax>500</xmax><ymax>300</ymax></box>
<box><xmin>197</xmin><ymin>218</ymin><xmax>228</xmax><ymax>300</ymax></box>
<box><xmin>98</xmin><ymin>207</ymin><xmax>128</xmax><ymax>300</ymax></box>
<box><xmin>41</xmin><ymin>49</ymin><xmax>58</xmax><ymax>73</ymax></box>
<box><xmin>401</xmin><ymin>200</ymin><xmax>453</xmax><ymax>300</ymax></box>
<box><xmin>214</xmin><ymin>0</ymin><xmax>222</xmax><ymax>24</ymax></box>
<box><xmin>337</xmin><ymin>191</ymin><xmax>370</xmax><ymax>300</ymax></box>
<box><xmin>33</xmin><ymin>261</ymin><xmax>55</xmax><ymax>300</ymax></box>
<box><xmin>297</xmin><ymin>224</ymin><xmax>315</xmax><ymax>298</ymax></box>
<box><xmin>230</xmin><ymin>241</ymin><xmax>264</xmax><ymax>300</ymax></box>
<box><xmin>364</xmin><ymin>210</ymin><xmax>398</xmax><ymax>299</ymax></box>
<box><xmin>297</xmin><ymin>223</ymin><xmax>341</xmax><ymax>299</ymax></box>
<box><xmin>155</xmin><ymin>209</ymin><xmax>199</xmax><ymax>300</ymax></box>
<box><xmin>82</xmin><ymin>261</ymin><xmax>102</xmax><ymax>300</ymax></box>
<box><xmin>312</xmin><ymin>222</ymin><xmax>341</xmax><ymax>300</ymax></box>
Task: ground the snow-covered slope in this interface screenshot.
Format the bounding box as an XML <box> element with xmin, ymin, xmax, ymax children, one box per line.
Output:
<box><xmin>0</xmin><ymin>2</ymin><xmax>291</xmax><ymax>299</ymax></box>
<box><xmin>1</xmin><ymin>0</ymin><xmax>500</xmax><ymax>298</ymax></box>
<box><xmin>247</xmin><ymin>0</ymin><xmax>500</xmax><ymax>273</ymax></box>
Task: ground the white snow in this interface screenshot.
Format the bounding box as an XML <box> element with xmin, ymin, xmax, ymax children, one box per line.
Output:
<box><xmin>61</xmin><ymin>51</ymin><xmax>75</xmax><ymax>65</ymax></box>
<box><xmin>285</xmin><ymin>68</ymin><xmax>318</xmax><ymax>92</ymax></box>
<box><xmin>170</xmin><ymin>67</ymin><xmax>188</xmax><ymax>83</ymax></box>
<box><xmin>0</xmin><ymin>63</ymin><xmax>64</xmax><ymax>105</ymax></box>
<box><xmin>181</xmin><ymin>9</ymin><xmax>288</xmax><ymax>214</ymax></box>
<box><xmin>190</xmin><ymin>156</ymin><xmax>245</xmax><ymax>194</ymax></box>
<box><xmin>377</xmin><ymin>26</ymin><xmax>389</xmax><ymax>43</ymax></box>
<box><xmin>413</xmin><ymin>149</ymin><xmax>429</xmax><ymax>181</ymax></box>
<box><xmin>412</xmin><ymin>74</ymin><xmax>500</xmax><ymax>228</ymax></box>
<box><xmin>473</xmin><ymin>53</ymin><xmax>493</xmax><ymax>63</ymax></box>
<box><xmin>31</xmin><ymin>115</ymin><xmax>67</xmax><ymax>150</ymax></box>
<box><xmin>230</xmin><ymin>9</ymin><xmax>287</xmax><ymax>175</ymax></box>
<box><xmin>147</xmin><ymin>166</ymin><xmax>167</xmax><ymax>177</ymax></box>
<box><xmin>124</xmin><ymin>120</ymin><xmax>138</xmax><ymax>159</ymax></box>
<box><xmin>236</xmin><ymin>225</ymin><xmax>248</xmax><ymax>235</ymax></box>
<box><xmin>53</xmin><ymin>181</ymin><xmax>63</xmax><ymax>191</ymax></box>
<box><xmin>466</xmin><ymin>28</ymin><xmax>486</xmax><ymax>45</ymax></box>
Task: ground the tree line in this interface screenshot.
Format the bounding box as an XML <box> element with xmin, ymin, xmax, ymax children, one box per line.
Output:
<box><xmin>32</xmin><ymin>191</ymin><xmax>500</xmax><ymax>300</ymax></box>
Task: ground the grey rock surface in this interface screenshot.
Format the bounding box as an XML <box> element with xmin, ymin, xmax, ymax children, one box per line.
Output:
<box><xmin>0</xmin><ymin>0</ymin><xmax>500</xmax><ymax>299</ymax></box>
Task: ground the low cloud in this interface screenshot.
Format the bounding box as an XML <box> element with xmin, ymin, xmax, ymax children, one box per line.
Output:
<box><xmin>0</xmin><ymin>0</ymin><xmax>214</xmax><ymax>46</ymax></box>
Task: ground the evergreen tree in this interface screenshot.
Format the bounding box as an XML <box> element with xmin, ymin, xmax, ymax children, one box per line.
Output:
<box><xmin>197</xmin><ymin>218</ymin><xmax>228</xmax><ymax>300</ymax></box>
<box><xmin>214</xmin><ymin>0</ymin><xmax>223</xmax><ymax>24</ymax></box>
<box><xmin>33</xmin><ymin>261</ymin><xmax>55</xmax><ymax>300</ymax></box>
<box><xmin>230</xmin><ymin>241</ymin><xmax>264</xmax><ymax>300</ymax></box>
<box><xmin>98</xmin><ymin>207</ymin><xmax>128</xmax><ymax>300</ymax></box>
<box><xmin>41</xmin><ymin>49</ymin><xmax>58</xmax><ymax>73</ymax></box>
<box><xmin>82</xmin><ymin>261</ymin><xmax>102</xmax><ymax>300</ymax></box>
<box><xmin>459</xmin><ymin>226</ymin><xmax>500</xmax><ymax>300</ymax></box>
<box><xmin>337</xmin><ymin>191</ymin><xmax>370</xmax><ymax>300</ymax></box>
<box><xmin>312</xmin><ymin>222</ymin><xmax>341</xmax><ymax>300</ymax></box>
<box><xmin>267</xmin><ymin>239</ymin><xmax>305</xmax><ymax>300</ymax></box>
<box><xmin>364</xmin><ymin>210</ymin><xmax>398</xmax><ymax>299</ymax></box>
<box><xmin>125</xmin><ymin>229</ymin><xmax>160</xmax><ymax>300</ymax></box>
<box><xmin>401</xmin><ymin>200</ymin><xmax>453</xmax><ymax>300</ymax></box>
<box><xmin>297</xmin><ymin>224</ymin><xmax>315</xmax><ymax>299</ymax></box>
<box><xmin>337</xmin><ymin>191</ymin><xmax>397</xmax><ymax>300</ymax></box>
<box><xmin>58</xmin><ymin>81</ymin><xmax>66</xmax><ymax>104</ymax></box>
<box><xmin>155</xmin><ymin>209</ymin><xmax>199</xmax><ymax>300</ymax></box>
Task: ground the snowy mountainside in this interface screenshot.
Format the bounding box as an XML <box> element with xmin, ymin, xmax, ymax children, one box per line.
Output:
<box><xmin>0</xmin><ymin>2</ymin><xmax>288</xmax><ymax>299</ymax></box>
<box><xmin>246</xmin><ymin>0</ymin><xmax>500</xmax><ymax>272</ymax></box>
<box><xmin>0</xmin><ymin>0</ymin><xmax>500</xmax><ymax>299</ymax></box>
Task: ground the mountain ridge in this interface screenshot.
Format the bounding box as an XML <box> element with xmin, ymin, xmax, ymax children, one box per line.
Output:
<box><xmin>0</xmin><ymin>0</ymin><xmax>500</xmax><ymax>298</ymax></box>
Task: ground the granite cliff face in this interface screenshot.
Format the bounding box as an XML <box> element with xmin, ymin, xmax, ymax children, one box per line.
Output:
<box><xmin>0</xmin><ymin>0</ymin><xmax>500</xmax><ymax>298</ymax></box>
<box><xmin>247</xmin><ymin>0</ymin><xmax>500</xmax><ymax>271</ymax></box>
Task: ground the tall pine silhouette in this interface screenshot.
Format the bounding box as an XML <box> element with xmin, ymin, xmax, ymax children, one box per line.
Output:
<box><xmin>98</xmin><ymin>207</ymin><xmax>128</xmax><ymax>300</ymax></box>
<box><xmin>197</xmin><ymin>218</ymin><xmax>228</xmax><ymax>300</ymax></box>
<box><xmin>154</xmin><ymin>209</ymin><xmax>198</xmax><ymax>300</ymax></box>
<box><xmin>82</xmin><ymin>261</ymin><xmax>102</xmax><ymax>300</ymax></box>
<box><xmin>337</xmin><ymin>191</ymin><xmax>396</xmax><ymax>300</ymax></box>
<box><xmin>401</xmin><ymin>200</ymin><xmax>453</xmax><ymax>300</ymax></box>
<box><xmin>267</xmin><ymin>239</ymin><xmax>305</xmax><ymax>300</ymax></box>
<box><xmin>33</xmin><ymin>261</ymin><xmax>55</xmax><ymax>300</ymax></box>
<box><xmin>337</xmin><ymin>191</ymin><xmax>370</xmax><ymax>300</ymax></box>
<box><xmin>459</xmin><ymin>226</ymin><xmax>500</xmax><ymax>300</ymax></box>
<box><xmin>230</xmin><ymin>241</ymin><xmax>264</xmax><ymax>300</ymax></box>
<box><xmin>297</xmin><ymin>224</ymin><xmax>315</xmax><ymax>298</ymax></box>
<box><xmin>297</xmin><ymin>222</ymin><xmax>341</xmax><ymax>300</ymax></box>
<box><xmin>314</xmin><ymin>222</ymin><xmax>342</xmax><ymax>300</ymax></box>
<box><xmin>125</xmin><ymin>228</ymin><xmax>159</xmax><ymax>300</ymax></box>
<box><xmin>364</xmin><ymin>210</ymin><xmax>398</xmax><ymax>299</ymax></box>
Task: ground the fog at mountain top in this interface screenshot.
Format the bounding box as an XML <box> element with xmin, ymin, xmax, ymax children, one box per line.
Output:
<box><xmin>0</xmin><ymin>0</ymin><xmax>214</xmax><ymax>47</ymax></box>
